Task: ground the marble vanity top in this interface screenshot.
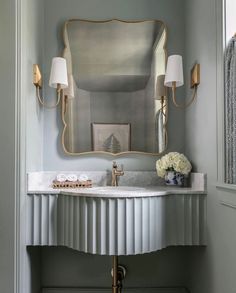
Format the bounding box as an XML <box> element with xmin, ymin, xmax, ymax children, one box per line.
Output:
<box><xmin>27</xmin><ymin>171</ymin><xmax>207</xmax><ymax>196</ymax></box>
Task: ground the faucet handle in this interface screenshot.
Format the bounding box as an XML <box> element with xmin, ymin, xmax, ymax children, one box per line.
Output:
<box><xmin>113</xmin><ymin>161</ymin><xmax>124</xmax><ymax>172</ymax></box>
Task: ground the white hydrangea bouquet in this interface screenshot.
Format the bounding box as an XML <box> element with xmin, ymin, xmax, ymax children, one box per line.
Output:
<box><xmin>156</xmin><ymin>152</ymin><xmax>192</xmax><ymax>186</ymax></box>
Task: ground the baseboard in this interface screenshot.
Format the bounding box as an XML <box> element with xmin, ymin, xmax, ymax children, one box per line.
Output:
<box><xmin>42</xmin><ymin>287</ymin><xmax>188</xmax><ymax>293</ymax></box>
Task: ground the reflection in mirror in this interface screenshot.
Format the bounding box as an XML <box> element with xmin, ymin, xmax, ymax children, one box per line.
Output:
<box><xmin>62</xmin><ymin>19</ymin><xmax>167</xmax><ymax>155</ymax></box>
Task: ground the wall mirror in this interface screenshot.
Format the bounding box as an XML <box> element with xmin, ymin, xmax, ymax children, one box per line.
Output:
<box><xmin>62</xmin><ymin>19</ymin><xmax>167</xmax><ymax>155</ymax></box>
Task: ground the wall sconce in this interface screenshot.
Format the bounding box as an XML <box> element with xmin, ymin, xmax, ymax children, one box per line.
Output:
<box><xmin>164</xmin><ymin>55</ymin><xmax>200</xmax><ymax>108</ymax></box>
<box><xmin>33</xmin><ymin>57</ymin><xmax>68</xmax><ymax>108</ymax></box>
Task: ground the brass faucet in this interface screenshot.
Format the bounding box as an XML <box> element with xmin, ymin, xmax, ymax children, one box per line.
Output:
<box><xmin>112</xmin><ymin>161</ymin><xmax>124</xmax><ymax>187</ymax></box>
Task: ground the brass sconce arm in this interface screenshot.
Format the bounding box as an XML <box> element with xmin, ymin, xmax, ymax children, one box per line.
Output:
<box><xmin>171</xmin><ymin>63</ymin><xmax>200</xmax><ymax>109</ymax></box>
<box><xmin>171</xmin><ymin>84</ymin><xmax>198</xmax><ymax>109</ymax></box>
<box><xmin>35</xmin><ymin>82</ymin><xmax>62</xmax><ymax>109</ymax></box>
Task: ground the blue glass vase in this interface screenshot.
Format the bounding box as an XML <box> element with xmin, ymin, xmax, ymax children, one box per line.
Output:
<box><xmin>165</xmin><ymin>171</ymin><xmax>184</xmax><ymax>186</ymax></box>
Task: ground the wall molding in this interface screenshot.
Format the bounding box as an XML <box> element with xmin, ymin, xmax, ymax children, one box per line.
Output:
<box><xmin>216</xmin><ymin>0</ymin><xmax>225</xmax><ymax>183</ymax></box>
<box><xmin>42</xmin><ymin>287</ymin><xmax>188</xmax><ymax>293</ymax></box>
<box><xmin>15</xmin><ymin>0</ymin><xmax>23</xmax><ymax>292</ymax></box>
<box><xmin>220</xmin><ymin>200</ymin><xmax>236</xmax><ymax>209</ymax></box>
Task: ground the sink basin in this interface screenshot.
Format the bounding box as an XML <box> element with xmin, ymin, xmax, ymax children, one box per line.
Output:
<box><xmin>92</xmin><ymin>186</ymin><xmax>145</xmax><ymax>191</ymax></box>
<box><xmin>87</xmin><ymin>186</ymin><xmax>146</xmax><ymax>193</ymax></box>
<box><xmin>60</xmin><ymin>185</ymin><xmax>154</xmax><ymax>198</ymax></box>
<box><xmin>60</xmin><ymin>185</ymin><xmax>203</xmax><ymax>198</ymax></box>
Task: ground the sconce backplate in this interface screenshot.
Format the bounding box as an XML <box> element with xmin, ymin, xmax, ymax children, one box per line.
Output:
<box><xmin>33</xmin><ymin>64</ymin><xmax>42</xmax><ymax>88</ymax></box>
<box><xmin>191</xmin><ymin>63</ymin><xmax>200</xmax><ymax>88</ymax></box>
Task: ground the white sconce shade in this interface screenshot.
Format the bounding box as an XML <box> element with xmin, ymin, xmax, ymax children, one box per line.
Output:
<box><xmin>164</xmin><ymin>55</ymin><xmax>184</xmax><ymax>87</ymax></box>
<box><xmin>49</xmin><ymin>57</ymin><xmax>68</xmax><ymax>89</ymax></box>
<box><xmin>64</xmin><ymin>74</ymin><xmax>75</xmax><ymax>99</ymax></box>
<box><xmin>156</xmin><ymin>74</ymin><xmax>166</xmax><ymax>99</ymax></box>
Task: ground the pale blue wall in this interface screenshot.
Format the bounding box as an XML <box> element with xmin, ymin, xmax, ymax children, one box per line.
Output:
<box><xmin>22</xmin><ymin>0</ymin><xmax>44</xmax><ymax>292</ymax></box>
<box><xmin>42</xmin><ymin>0</ymin><xmax>186</xmax><ymax>171</ymax></box>
<box><xmin>25</xmin><ymin>0</ymin><xmax>44</xmax><ymax>172</ymax></box>
<box><xmin>184</xmin><ymin>0</ymin><xmax>236</xmax><ymax>292</ymax></box>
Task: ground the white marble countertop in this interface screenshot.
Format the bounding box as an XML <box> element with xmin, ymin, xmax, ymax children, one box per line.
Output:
<box><xmin>27</xmin><ymin>171</ymin><xmax>207</xmax><ymax>197</ymax></box>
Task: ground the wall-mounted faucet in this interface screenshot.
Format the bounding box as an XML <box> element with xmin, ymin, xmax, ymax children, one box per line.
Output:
<box><xmin>111</xmin><ymin>161</ymin><xmax>124</xmax><ymax>187</ymax></box>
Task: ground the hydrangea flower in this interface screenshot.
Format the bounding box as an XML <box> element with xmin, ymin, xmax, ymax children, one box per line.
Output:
<box><xmin>156</xmin><ymin>152</ymin><xmax>192</xmax><ymax>178</ymax></box>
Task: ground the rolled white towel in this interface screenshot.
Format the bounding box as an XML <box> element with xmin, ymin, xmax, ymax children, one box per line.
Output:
<box><xmin>66</xmin><ymin>174</ymin><xmax>78</xmax><ymax>182</ymax></box>
<box><xmin>56</xmin><ymin>173</ymin><xmax>67</xmax><ymax>182</ymax></box>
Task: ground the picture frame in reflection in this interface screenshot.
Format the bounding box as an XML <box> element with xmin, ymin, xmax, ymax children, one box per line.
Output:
<box><xmin>91</xmin><ymin>123</ymin><xmax>131</xmax><ymax>153</ymax></box>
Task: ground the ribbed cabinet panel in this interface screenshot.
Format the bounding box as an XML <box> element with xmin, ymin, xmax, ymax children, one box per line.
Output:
<box><xmin>29</xmin><ymin>194</ymin><xmax>58</xmax><ymax>246</ymax></box>
<box><xmin>57</xmin><ymin>194</ymin><xmax>206</xmax><ymax>255</ymax></box>
<box><xmin>28</xmin><ymin>194</ymin><xmax>206</xmax><ymax>255</ymax></box>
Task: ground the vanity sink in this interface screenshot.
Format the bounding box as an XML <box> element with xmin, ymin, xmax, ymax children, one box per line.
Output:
<box><xmin>27</xmin><ymin>171</ymin><xmax>207</xmax><ymax>256</ymax></box>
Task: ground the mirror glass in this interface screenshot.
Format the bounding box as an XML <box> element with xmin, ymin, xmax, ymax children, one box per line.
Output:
<box><xmin>62</xmin><ymin>19</ymin><xmax>167</xmax><ymax>155</ymax></box>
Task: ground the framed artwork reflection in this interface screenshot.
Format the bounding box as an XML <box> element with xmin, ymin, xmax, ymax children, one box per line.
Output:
<box><xmin>91</xmin><ymin>123</ymin><xmax>131</xmax><ymax>153</ymax></box>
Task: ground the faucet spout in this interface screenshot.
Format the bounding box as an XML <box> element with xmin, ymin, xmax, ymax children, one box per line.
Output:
<box><xmin>112</xmin><ymin>161</ymin><xmax>124</xmax><ymax>187</ymax></box>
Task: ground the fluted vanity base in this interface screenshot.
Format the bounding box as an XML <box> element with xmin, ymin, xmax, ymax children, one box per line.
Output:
<box><xmin>55</xmin><ymin>194</ymin><xmax>206</xmax><ymax>255</ymax></box>
<box><xmin>28</xmin><ymin>193</ymin><xmax>206</xmax><ymax>255</ymax></box>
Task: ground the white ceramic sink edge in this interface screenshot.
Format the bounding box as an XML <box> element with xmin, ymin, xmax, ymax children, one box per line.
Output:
<box><xmin>91</xmin><ymin>186</ymin><xmax>145</xmax><ymax>191</ymax></box>
<box><xmin>60</xmin><ymin>185</ymin><xmax>206</xmax><ymax>198</ymax></box>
